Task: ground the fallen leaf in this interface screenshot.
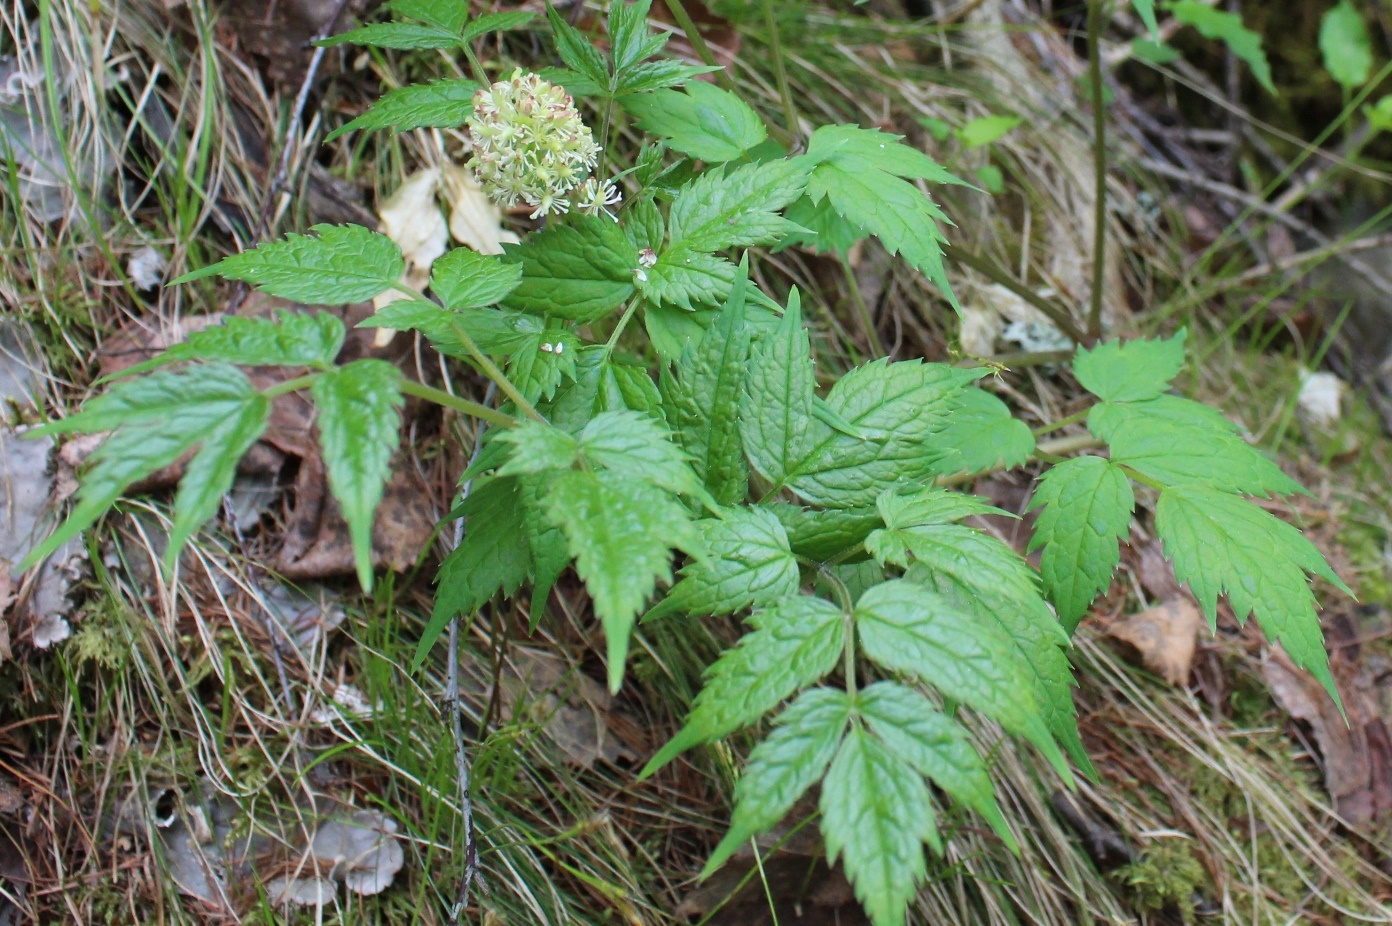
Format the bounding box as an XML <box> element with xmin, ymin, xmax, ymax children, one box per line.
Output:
<box><xmin>1263</xmin><ymin>653</ymin><xmax>1367</xmax><ymax>817</ymax></box>
<box><xmin>1107</xmin><ymin>598</ymin><xmax>1201</xmax><ymax>686</ymax></box>
<box><xmin>373</xmin><ymin>168</ymin><xmax>449</xmax><ymax>318</ymax></box>
<box><xmin>1297</xmin><ymin>369</ymin><xmax>1346</xmax><ymax>428</ymax></box>
<box><xmin>959</xmin><ymin>304</ymin><xmax>1000</xmax><ymax>357</ymax></box>
<box><xmin>441</xmin><ymin>165</ymin><xmax>520</xmax><ymax>256</ymax></box>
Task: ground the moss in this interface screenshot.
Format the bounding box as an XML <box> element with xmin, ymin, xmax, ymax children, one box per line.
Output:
<box><xmin>1112</xmin><ymin>840</ymin><xmax>1207</xmax><ymax>923</ymax></box>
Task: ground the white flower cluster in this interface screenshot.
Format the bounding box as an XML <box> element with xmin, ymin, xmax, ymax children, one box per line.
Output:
<box><xmin>466</xmin><ymin>69</ymin><xmax>613</xmax><ymax>219</ymax></box>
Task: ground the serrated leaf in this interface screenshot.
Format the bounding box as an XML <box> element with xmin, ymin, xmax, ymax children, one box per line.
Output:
<box><xmin>645</xmin><ymin>303</ymin><xmax>716</xmax><ymax>362</ymax></box>
<box><xmin>1073</xmin><ymin>330</ymin><xmax>1186</xmax><ymax>403</ymax></box>
<box><xmin>623</xmin><ymin>82</ymin><xmax>766</xmax><ymax>163</ymax></box>
<box><xmin>430</xmin><ymin>247</ymin><xmax>523</xmax><ymax>309</ymax></box>
<box><xmin>578</xmin><ymin>409</ymin><xmax>707</xmax><ymax>501</ymax></box>
<box><xmin>777</xmin><ymin>361</ymin><xmax>983</xmax><ymax>508</ymax></box>
<box><xmin>642</xmin><ymin>595</ymin><xmax>843</xmax><ymax>776</ymax></box>
<box><xmin>546</xmin><ymin>470</ymin><xmax>698</xmax><ymax>691</ymax></box>
<box><xmin>645</xmin><ymin>507</ymin><xmax>801</xmax><ymax>621</ymax></box>
<box><xmin>780</xmin><ymin>194</ymin><xmax>865</xmax><ymax>256</ymax></box>
<box><xmin>520</xmin><ymin>474</ymin><xmax>569</xmax><ymax>619</ymax></box>
<box><xmin>1107</xmin><ymin>417</ymin><xmax>1306</xmax><ymax>497</ymax></box>
<box><xmin>877</xmin><ymin>485</ymin><xmax>1009</xmax><ymax>529</ymax></box>
<box><xmin>311</xmin><ymin>360</ymin><xmax>404</xmax><ymax>590</ymax></box>
<box><xmin>416</xmin><ymin>476</ymin><xmax>532</xmax><ymax>669</ymax></box>
<box><xmin>1087</xmin><ymin>393</ymin><xmax>1236</xmax><ymax>442</ymax></box>
<box><xmin>641</xmin><ymin>249</ymin><xmax>736</xmax><ymax>312</ymax></box>
<box><xmin>854</xmin><ymin>580</ymin><xmax>1064</xmax><ymax>773</ymax></box>
<box><xmin>703</xmin><ymin>687</ymin><xmax>852</xmax><ymax>875</ymax></box>
<box><xmin>820</xmin><ymin>723</ymin><xmax>936</xmax><ymax>926</ymax></box>
<box><xmin>118</xmin><ymin>310</ymin><xmax>345</xmax><ymax>377</ymax></box>
<box><xmin>666</xmin><ymin>267</ymin><xmax>751</xmax><ymax>503</ymax></box>
<box><xmin>318</xmin><ymin>22</ymin><xmax>461</xmax><ymax>49</ymax></box>
<box><xmin>502</xmin><ymin>215</ymin><xmax>637</xmax><ymax>322</ymax></box>
<box><xmin>740</xmin><ymin>293</ymin><xmax>817</xmax><ymax>487</ymax></box>
<box><xmin>857</xmin><ymin>681</ymin><xmax>1015</xmax><ymax>852</ymax></box>
<box><xmin>1170</xmin><ymin>1</ymin><xmax>1275</xmax><ymax>94</ymax></box>
<box><xmin>666</xmin><ymin>159</ymin><xmax>808</xmax><ymax>254</ymax></box>
<box><xmin>805</xmin><ymin>125</ymin><xmax>963</xmax><ymax>186</ymax></box>
<box><xmin>616</xmin><ymin>59</ymin><xmax>719</xmax><ymax>94</ymax></box>
<box><xmin>386</xmin><ymin>0</ymin><xmax>468</xmax><ymax>30</ymax></box>
<box><xmin>359</xmin><ymin>302</ymin><xmax>544</xmax><ymax>356</ymax></box>
<box><xmin>326</xmin><ymin>80</ymin><xmax>480</xmax><ymax>141</ymax></box>
<box><xmin>928</xmin><ymin>389</ymin><xmax>1034</xmax><ymax>476</ymax></box>
<box><xmin>603</xmin><ymin>361</ymin><xmax>664</xmax><ymax>421</ymax></box>
<box><xmin>507</xmin><ymin>330</ymin><xmax>582</xmax><ymax>404</ymax></box>
<box><xmin>545</xmin><ymin>3</ymin><xmax>610</xmax><ymax>88</ymax></box>
<box><xmin>1156</xmin><ymin>486</ymin><xmax>1348</xmax><ymax>703</ymax></box>
<box><xmin>25</xmin><ymin>365</ymin><xmax>271</xmax><ymax>571</ymax></box>
<box><xmin>608</xmin><ymin>0</ymin><xmax>656</xmax><ymax>73</ymax></box>
<box><xmin>496</xmin><ymin>420</ymin><xmax>581</xmax><ymax>476</ymax></box>
<box><xmin>174</xmin><ymin>225</ymin><xmax>404</xmax><ymax>305</ymax></box>
<box><xmin>1027</xmin><ymin>455</ymin><xmax>1134</xmax><ymax>632</ymax></box>
<box><xmin>769</xmin><ymin>503</ymin><xmax>882</xmax><ymax>562</ymax></box>
<box><xmin>461</xmin><ymin>10</ymin><xmax>535</xmax><ymax>42</ymax></box>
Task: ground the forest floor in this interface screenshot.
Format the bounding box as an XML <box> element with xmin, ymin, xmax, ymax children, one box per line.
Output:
<box><xmin>4</xmin><ymin>0</ymin><xmax>1392</xmax><ymax>923</ymax></box>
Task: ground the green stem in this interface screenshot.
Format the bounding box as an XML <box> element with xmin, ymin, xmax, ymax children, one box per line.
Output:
<box><xmin>1117</xmin><ymin>463</ymin><xmax>1165</xmax><ymax>491</ymax></box>
<box><xmin>1033</xmin><ymin>408</ymin><xmax>1090</xmax><ymax>437</ymax></box>
<box><xmin>762</xmin><ymin>0</ymin><xmax>800</xmax><ymax>143</ymax></box>
<box><xmin>446</xmin><ymin>318</ymin><xmax>546</xmax><ymax>423</ymax></box>
<box><xmin>940</xmin><ymin>243</ymin><xmax>1088</xmax><ymax>345</ymax></box>
<box><xmin>400</xmin><ymin>380</ymin><xmax>519</xmax><ymax>430</ymax></box>
<box><xmin>1085</xmin><ymin>0</ymin><xmax>1109</xmax><ymax>342</ymax></box>
<box><xmin>816</xmin><ymin>568</ymin><xmax>857</xmax><ymax>698</ymax></box>
<box><xmin>604</xmin><ymin>297</ymin><xmax>643</xmax><ymax>353</ymax></box>
<box><xmin>460</xmin><ymin>40</ymin><xmax>488</xmax><ymax>85</ymax></box>
<box><xmin>261</xmin><ymin>373</ymin><xmax>320</xmax><ymax>398</ymax></box>
<box><xmin>935</xmin><ymin>433</ymin><xmax>1104</xmax><ymax>488</ymax></box>
<box><xmin>841</xmin><ymin>255</ymin><xmax>884</xmax><ymax>358</ymax></box>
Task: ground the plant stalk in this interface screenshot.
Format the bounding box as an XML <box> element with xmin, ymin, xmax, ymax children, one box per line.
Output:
<box><xmin>1085</xmin><ymin>0</ymin><xmax>1109</xmax><ymax>341</ymax></box>
<box><xmin>940</xmin><ymin>243</ymin><xmax>1088</xmax><ymax>345</ymax></box>
<box><xmin>399</xmin><ymin>379</ymin><xmax>520</xmax><ymax>429</ymax></box>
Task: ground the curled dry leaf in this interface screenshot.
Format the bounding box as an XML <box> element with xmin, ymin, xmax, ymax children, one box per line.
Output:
<box><xmin>373</xmin><ymin>168</ymin><xmax>449</xmax><ymax>321</ymax></box>
<box><xmin>441</xmin><ymin>164</ymin><xmax>520</xmax><ymax>255</ymax></box>
<box><xmin>1106</xmin><ymin>598</ymin><xmax>1201</xmax><ymax>686</ymax></box>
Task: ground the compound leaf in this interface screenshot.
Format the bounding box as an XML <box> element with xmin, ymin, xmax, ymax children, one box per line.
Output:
<box><xmin>578</xmin><ymin>409</ymin><xmax>707</xmax><ymax>501</ymax></box>
<box><xmin>318</xmin><ymin>22</ymin><xmax>461</xmax><ymax>49</ymax></box>
<box><xmin>326</xmin><ymin>79</ymin><xmax>480</xmax><ymax>141</ymax></box>
<box><xmin>740</xmin><ymin>293</ymin><xmax>817</xmax><ymax>486</ymax></box>
<box><xmin>645</xmin><ymin>507</ymin><xmax>801</xmax><ymax>621</ymax></box>
<box><xmin>461</xmin><ymin>10</ymin><xmax>536</xmax><ymax>42</ymax></box>
<box><xmin>502</xmin><ymin>215</ymin><xmax>637</xmax><ymax>322</ymax></box>
<box><xmin>820</xmin><ymin>723</ymin><xmax>937</xmax><ymax>926</ymax></box>
<box><xmin>1107</xmin><ymin>417</ymin><xmax>1306</xmax><ymax>497</ymax></box>
<box><xmin>666</xmin><ymin>159</ymin><xmax>808</xmax><ymax>254</ymax></box>
<box><xmin>704</xmin><ymin>687</ymin><xmax>852</xmax><ymax>875</ymax></box>
<box><xmin>118</xmin><ymin>310</ymin><xmax>345</xmax><ymax>376</ymax></box>
<box><xmin>928</xmin><ymin>388</ymin><xmax>1035</xmax><ymax>476</ymax></box>
<box><xmin>1156</xmin><ymin>486</ymin><xmax>1348</xmax><ymax>703</ymax></box>
<box><xmin>311</xmin><ymin>360</ymin><xmax>404</xmax><ymax>590</ymax></box>
<box><xmin>1027</xmin><ymin>455</ymin><xmax>1135</xmax><ymax>631</ymax></box>
<box><xmin>642</xmin><ymin>595</ymin><xmax>844</xmax><ymax>776</ymax></box>
<box><xmin>174</xmin><ymin>224</ymin><xmax>404</xmax><ymax>305</ymax></box>
<box><xmin>495</xmin><ymin>420</ymin><xmax>581</xmax><ymax>476</ymax></box>
<box><xmin>1087</xmin><ymin>393</ymin><xmax>1236</xmax><ymax>442</ymax></box>
<box><xmin>546</xmin><ymin>470</ymin><xmax>698</xmax><ymax>691</ymax></box>
<box><xmin>430</xmin><ymin>247</ymin><xmax>524</xmax><ymax>310</ymax></box>
<box><xmin>1073</xmin><ymin>330</ymin><xmax>1186</xmax><ymax>403</ymax></box>
<box><xmin>769</xmin><ymin>503</ymin><xmax>883</xmax><ymax>562</ymax></box>
<box><xmin>545</xmin><ymin>3</ymin><xmax>610</xmax><ymax>88</ymax></box>
<box><xmin>623</xmin><ymin>82</ymin><xmax>766</xmax><ymax>163</ymax></box>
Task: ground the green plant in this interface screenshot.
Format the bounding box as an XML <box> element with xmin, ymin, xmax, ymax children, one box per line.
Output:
<box><xmin>20</xmin><ymin>2</ymin><xmax>1349</xmax><ymax>924</ymax></box>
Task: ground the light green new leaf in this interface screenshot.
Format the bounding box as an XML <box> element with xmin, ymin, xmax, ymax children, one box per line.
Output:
<box><xmin>740</xmin><ymin>293</ymin><xmax>819</xmax><ymax>489</ymax></box>
<box><xmin>496</xmin><ymin>421</ymin><xmax>581</xmax><ymax>476</ymax></box>
<box><xmin>645</xmin><ymin>507</ymin><xmax>801</xmax><ymax>621</ymax></box>
<box><xmin>641</xmin><ymin>595</ymin><xmax>844</xmax><ymax>776</ymax></box>
<box><xmin>1028</xmin><ymin>455</ymin><xmax>1134</xmax><ymax>632</ymax></box>
<box><xmin>666</xmin><ymin>265</ymin><xmax>751</xmax><ymax>503</ymax></box>
<box><xmin>1107</xmin><ymin>417</ymin><xmax>1306</xmax><ymax>498</ymax></box>
<box><xmin>1320</xmin><ymin>1</ymin><xmax>1372</xmax><ymax>90</ymax></box>
<box><xmin>928</xmin><ymin>388</ymin><xmax>1034</xmax><ymax>476</ymax></box>
<box><xmin>24</xmin><ymin>365</ymin><xmax>269</xmax><ymax>570</ymax></box>
<box><xmin>1073</xmin><ymin>330</ymin><xmax>1186</xmax><ymax>403</ymax></box>
<box><xmin>608</xmin><ymin>0</ymin><xmax>657</xmax><ymax>73</ymax></box>
<box><xmin>877</xmin><ymin>485</ymin><xmax>1009</xmax><ymax>529</ymax></box>
<box><xmin>174</xmin><ymin>224</ymin><xmax>404</xmax><ymax>305</ymax></box>
<box><xmin>854</xmin><ymin>580</ymin><xmax>1064</xmax><ymax>772</ymax></box>
<box><xmin>416</xmin><ymin>476</ymin><xmax>533</xmax><ymax>669</ymax></box>
<box><xmin>386</xmin><ymin>0</ymin><xmax>469</xmax><ymax>30</ymax></box>
<box><xmin>360</xmin><ymin>302</ymin><xmax>543</xmax><ymax>356</ymax></box>
<box><xmin>957</xmin><ymin>115</ymin><xmax>1021</xmax><ymax>149</ymax></box>
<box><xmin>777</xmin><ymin>360</ymin><xmax>982</xmax><ymax>508</ymax></box>
<box><xmin>311</xmin><ymin>360</ymin><xmax>404</xmax><ymax>590</ymax></box>
<box><xmin>703</xmin><ymin>687</ymin><xmax>852</xmax><ymax>875</ymax></box>
<box><xmin>1170</xmin><ymin>2</ymin><xmax>1275</xmax><ymax>94</ymax></box>
<box><xmin>616</xmin><ymin>59</ymin><xmax>719</xmax><ymax>94</ymax></box>
<box><xmin>1156</xmin><ymin>486</ymin><xmax>1348</xmax><ymax>703</ymax></box>
<box><xmin>318</xmin><ymin>22</ymin><xmax>461</xmax><ymax>49</ymax></box>
<box><xmin>117</xmin><ymin>310</ymin><xmax>345</xmax><ymax>377</ymax></box>
<box><xmin>502</xmin><ymin>215</ymin><xmax>637</xmax><ymax>322</ymax></box>
<box><xmin>623</xmin><ymin>82</ymin><xmax>766</xmax><ymax>163</ymax></box>
<box><xmin>1087</xmin><ymin>393</ymin><xmax>1236</xmax><ymax>442</ymax></box>
<box><xmin>546</xmin><ymin>470</ymin><xmax>698</xmax><ymax>692</ymax></box>
<box><xmin>666</xmin><ymin>159</ymin><xmax>808</xmax><ymax>254</ymax></box>
<box><xmin>804</xmin><ymin>125</ymin><xmax>961</xmax><ymax>185</ymax></box>
<box><xmin>507</xmin><ymin>330</ymin><xmax>582</xmax><ymax>404</ymax></box>
<box><xmin>769</xmin><ymin>503</ymin><xmax>883</xmax><ymax>563</ymax></box>
<box><xmin>325</xmin><ymin>80</ymin><xmax>480</xmax><ymax>141</ymax></box>
<box><xmin>781</xmin><ymin>195</ymin><xmax>866</xmax><ymax>256</ymax></box>
<box><xmin>641</xmin><ymin>249</ymin><xmax>736</xmax><ymax>312</ymax></box>
<box><xmin>431</xmin><ymin>247</ymin><xmax>524</xmax><ymax>310</ymax></box>
<box><xmin>820</xmin><ymin>724</ymin><xmax>937</xmax><ymax>926</ymax></box>
<box><xmin>578</xmin><ymin>409</ymin><xmax>707</xmax><ymax>501</ymax></box>
<box><xmin>545</xmin><ymin>3</ymin><xmax>610</xmax><ymax>88</ymax></box>
<box><xmin>857</xmin><ymin>681</ymin><xmax>1015</xmax><ymax>852</ymax></box>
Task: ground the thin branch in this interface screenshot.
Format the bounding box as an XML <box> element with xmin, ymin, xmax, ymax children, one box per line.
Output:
<box><xmin>1085</xmin><ymin>0</ymin><xmax>1109</xmax><ymax>340</ymax></box>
